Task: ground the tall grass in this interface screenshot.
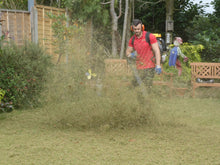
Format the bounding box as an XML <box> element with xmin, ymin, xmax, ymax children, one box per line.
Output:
<box><xmin>42</xmin><ymin>36</ymin><xmax>159</xmax><ymax>130</ymax></box>
<box><xmin>41</xmin><ymin>32</ymin><xmax>220</xmax><ymax>131</ymax></box>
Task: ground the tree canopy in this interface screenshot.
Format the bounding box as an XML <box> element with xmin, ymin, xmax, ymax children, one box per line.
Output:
<box><xmin>0</xmin><ymin>0</ymin><xmax>219</xmax><ymax>61</ymax></box>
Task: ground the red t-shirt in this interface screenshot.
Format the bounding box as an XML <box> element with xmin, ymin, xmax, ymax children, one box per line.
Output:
<box><xmin>128</xmin><ymin>31</ymin><xmax>157</xmax><ymax>69</ymax></box>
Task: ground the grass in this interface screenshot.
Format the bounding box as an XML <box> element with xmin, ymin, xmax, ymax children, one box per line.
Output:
<box><xmin>0</xmin><ymin>96</ymin><xmax>219</xmax><ymax>165</ymax></box>
<box><xmin>1</xmin><ymin>36</ymin><xmax>220</xmax><ymax>164</ymax></box>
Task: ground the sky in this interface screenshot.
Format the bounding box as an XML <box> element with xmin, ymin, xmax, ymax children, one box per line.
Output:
<box><xmin>191</xmin><ymin>0</ymin><xmax>215</xmax><ymax>13</ymax></box>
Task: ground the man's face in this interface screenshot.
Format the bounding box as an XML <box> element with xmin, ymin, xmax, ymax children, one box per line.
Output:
<box><xmin>133</xmin><ymin>23</ymin><xmax>142</xmax><ymax>37</ymax></box>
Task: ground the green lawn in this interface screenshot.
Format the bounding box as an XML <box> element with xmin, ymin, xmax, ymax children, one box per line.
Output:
<box><xmin>0</xmin><ymin>97</ymin><xmax>219</xmax><ymax>165</ymax></box>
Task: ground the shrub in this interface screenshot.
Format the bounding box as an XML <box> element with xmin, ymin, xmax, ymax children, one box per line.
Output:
<box><xmin>0</xmin><ymin>41</ymin><xmax>53</xmax><ymax>108</ymax></box>
<box><xmin>162</xmin><ymin>43</ymin><xmax>203</xmax><ymax>85</ymax></box>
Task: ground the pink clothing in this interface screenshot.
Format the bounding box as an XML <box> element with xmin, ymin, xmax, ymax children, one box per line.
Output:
<box><xmin>176</xmin><ymin>59</ymin><xmax>182</xmax><ymax>76</ymax></box>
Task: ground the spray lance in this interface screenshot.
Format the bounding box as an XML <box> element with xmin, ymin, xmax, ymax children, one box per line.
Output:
<box><xmin>127</xmin><ymin>51</ymin><xmax>148</xmax><ymax>97</ymax></box>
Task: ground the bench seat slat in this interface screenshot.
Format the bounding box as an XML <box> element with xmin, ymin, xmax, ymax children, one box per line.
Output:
<box><xmin>194</xmin><ymin>83</ymin><xmax>220</xmax><ymax>87</ymax></box>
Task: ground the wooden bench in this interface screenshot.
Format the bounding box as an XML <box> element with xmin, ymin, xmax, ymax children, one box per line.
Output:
<box><xmin>104</xmin><ymin>59</ymin><xmax>173</xmax><ymax>90</ymax></box>
<box><xmin>190</xmin><ymin>62</ymin><xmax>220</xmax><ymax>97</ymax></box>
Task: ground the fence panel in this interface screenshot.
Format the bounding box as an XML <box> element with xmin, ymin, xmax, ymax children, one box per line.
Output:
<box><xmin>36</xmin><ymin>5</ymin><xmax>66</xmax><ymax>60</ymax></box>
<box><xmin>0</xmin><ymin>9</ymin><xmax>31</xmax><ymax>45</ymax></box>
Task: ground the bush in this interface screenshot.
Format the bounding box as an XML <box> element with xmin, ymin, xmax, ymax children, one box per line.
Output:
<box><xmin>162</xmin><ymin>43</ymin><xmax>203</xmax><ymax>85</ymax></box>
<box><xmin>0</xmin><ymin>88</ymin><xmax>13</xmax><ymax>112</ymax></box>
<box><xmin>0</xmin><ymin>41</ymin><xmax>53</xmax><ymax>108</ymax></box>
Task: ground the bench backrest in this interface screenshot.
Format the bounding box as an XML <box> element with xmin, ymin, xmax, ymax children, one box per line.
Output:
<box><xmin>190</xmin><ymin>62</ymin><xmax>220</xmax><ymax>79</ymax></box>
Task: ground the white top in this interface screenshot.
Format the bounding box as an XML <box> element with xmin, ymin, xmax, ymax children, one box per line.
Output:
<box><xmin>177</xmin><ymin>46</ymin><xmax>186</xmax><ymax>58</ymax></box>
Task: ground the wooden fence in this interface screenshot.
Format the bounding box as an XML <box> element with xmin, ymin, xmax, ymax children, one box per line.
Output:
<box><xmin>0</xmin><ymin>5</ymin><xmax>66</xmax><ymax>60</ymax></box>
<box><xmin>0</xmin><ymin>9</ymin><xmax>31</xmax><ymax>45</ymax></box>
<box><xmin>36</xmin><ymin>5</ymin><xmax>66</xmax><ymax>57</ymax></box>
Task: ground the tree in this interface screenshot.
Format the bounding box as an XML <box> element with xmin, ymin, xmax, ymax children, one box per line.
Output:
<box><xmin>132</xmin><ymin>0</ymin><xmax>207</xmax><ymax>40</ymax></box>
<box><xmin>110</xmin><ymin>0</ymin><xmax>122</xmax><ymax>57</ymax></box>
<box><xmin>120</xmin><ymin>0</ymin><xmax>129</xmax><ymax>59</ymax></box>
<box><xmin>134</xmin><ymin>0</ymin><xmax>166</xmax><ymax>34</ymax></box>
<box><xmin>212</xmin><ymin>0</ymin><xmax>220</xmax><ymax>18</ymax></box>
<box><xmin>165</xmin><ymin>0</ymin><xmax>174</xmax><ymax>45</ymax></box>
<box><xmin>119</xmin><ymin>0</ymin><xmax>135</xmax><ymax>59</ymax></box>
<box><xmin>186</xmin><ymin>0</ymin><xmax>220</xmax><ymax>62</ymax></box>
<box><xmin>173</xmin><ymin>0</ymin><xmax>206</xmax><ymax>40</ymax></box>
<box><xmin>66</xmin><ymin>0</ymin><xmax>111</xmax><ymax>67</ymax></box>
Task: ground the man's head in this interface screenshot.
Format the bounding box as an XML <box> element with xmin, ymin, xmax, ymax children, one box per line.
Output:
<box><xmin>132</xmin><ymin>19</ymin><xmax>144</xmax><ymax>37</ymax></box>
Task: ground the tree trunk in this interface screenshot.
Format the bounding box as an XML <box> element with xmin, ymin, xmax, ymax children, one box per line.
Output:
<box><xmin>126</xmin><ymin>0</ymin><xmax>132</xmax><ymax>47</ymax></box>
<box><xmin>110</xmin><ymin>0</ymin><xmax>118</xmax><ymax>57</ymax></box>
<box><xmin>120</xmin><ymin>0</ymin><xmax>129</xmax><ymax>59</ymax></box>
<box><xmin>165</xmin><ymin>0</ymin><xmax>174</xmax><ymax>45</ymax></box>
<box><xmin>110</xmin><ymin>0</ymin><xmax>121</xmax><ymax>58</ymax></box>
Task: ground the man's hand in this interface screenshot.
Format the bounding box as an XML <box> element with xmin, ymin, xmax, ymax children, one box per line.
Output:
<box><xmin>126</xmin><ymin>46</ymin><xmax>134</xmax><ymax>58</ymax></box>
<box><xmin>127</xmin><ymin>51</ymin><xmax>136</xmax><ymax>59</ymax></box>
<box><xmin>130</xmin><ymin>52</ymin><xmax>136</xmax><ymax>58</ymax></box>
<box><xmin>155</xmin><ymin>65</ymin><xmax>162</xmax><ymax>74</ymax></box>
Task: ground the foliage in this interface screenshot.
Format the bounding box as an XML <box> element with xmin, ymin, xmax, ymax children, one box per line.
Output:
<box><xmin>47</xmin><ymin>13</ymin><xmax>83</xmax><ymax>40</ymax></box>
<box><xmin>0</xmin><ymin>0</ymin><xmax>68</xmax><ymax>10</ymax></box>
<box><xmin>186</xmin><ymin>17</ymin><xmax>220</xmax><ymax>62</ymax></box>
<box><xmin>46</xmin><ymin>13</ymin><xmax>83</xmax><ymax>63</ymax></box>
<box><xmin>134</xmin><ymin>0</ymin><xmax>166</xmax><ymax>35</ymax></box>
<box><xmin>132</xmin><ymin>0</ymin><xmax>206</xmax><ymax>38</ymax></box>
<box><xmin>163</xmin><ymin>43</ymin><xmax>203</xmax><ymax>84</ymax></box>
<box><xmin>47</xmin><ymin>0</ymin><xmax>112</xmax><ymax>59</ymax></box>
<box><xmin>0</xmin><ymin>0</ymin><xmax>28</xmax><ymax>10</ymax></box>
<box><xmin>36</xmin><ymin>0</ymin><xmax>65</xmax><ymax>8</ymax></box>
<box><xmin>0</xmin><ymin>40</ymin><xmax>53</xmax><ymax>108</ymax></box>
<box><xmin>47</xmin><ymin>13</ymin><xmax>75</xmax><ymax>40</ymax></box>
<box><xmin>0</xmin><ymin>102</ymin><xmax>14</xmax><ymax>113</ymax></box>
<box><xmin>212</xmin><ymin>0</ymin><xmax>220</xmax><ymax>18</ymax></box>
<box><xmin>0</xmin><ymin>88</ymin><xmax>5</xmax><ymax>103</ymax></box>
<box><xmin>66</xmin><ymin>0</ymin><xmax>110</xmax><ymax>26</ymax></box>
<box><xmin>0</xmin><ymin>87</ymin><xmax>13</xmax><ymax>112</ymax></box>
<box><xmin>185</xmin><ymin>1</ymin><xmax>220</xmax><ymax>62</ymax></box>
<box><xmin>173</xmin><ymin>0</ymin><xmax>207</xmax><ymax>40</ymax></box>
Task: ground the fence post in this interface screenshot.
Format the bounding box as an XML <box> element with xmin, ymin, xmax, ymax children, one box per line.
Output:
<box><xmin>28</xmin><ymin>0</ymin><xmax>35</xmax><ymax>12</ymax></box>
<box><xmin>0</xmin><ymin>12</ymin><xmax>2</xmax><ymax>37</ymax></box>
<box><xmin>30</xmin><ymin>7</ymin><xmax>38</xmax><ymax>43</ymax></box>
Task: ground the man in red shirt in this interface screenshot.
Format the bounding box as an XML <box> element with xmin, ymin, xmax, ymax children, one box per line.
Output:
<box><xmin>126</xmin><ymin>19</ymin><xmax>161</xmax><ymax>90</ymax></box>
